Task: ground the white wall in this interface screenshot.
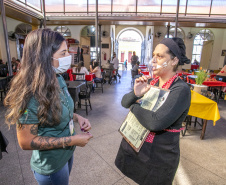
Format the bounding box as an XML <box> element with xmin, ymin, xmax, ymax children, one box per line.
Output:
<box><xmin>0</xmin><ymin>17</ymin><xmax>23</xmax><ymax>62</ymax></box>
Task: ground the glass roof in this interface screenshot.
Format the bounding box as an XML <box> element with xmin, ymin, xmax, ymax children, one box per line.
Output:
<box><xmin>9</xmin><ymin>0</ymin><xmax>226</xmax><ymax>18</ymax></box>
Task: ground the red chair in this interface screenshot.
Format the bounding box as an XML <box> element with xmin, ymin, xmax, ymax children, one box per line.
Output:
<box><xmin>210</xmin><ymin>74</ymin><xmax>216</xmax><ymax>78</ymax></box>
<box><xmin>85</xmin><ymin>74</ymin><xmax>93</xmax><ymax>81</ymax></box>
<box><xmin>142</xmin><ymin>71</ymin><xmax>150</xmax><ymax>76</ymax></box>
<box><xmin>189</xmin><ymin>78</ymin><xmax>196</xmax><ymax>84</ymax></box>
<box><xmin>67</xmin><ymin>69</ymin><xmax>74</xmax><ymax>81</ymax></box>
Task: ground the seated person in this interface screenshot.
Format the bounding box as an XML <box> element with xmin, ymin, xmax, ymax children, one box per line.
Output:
<box><xmin>132</xmin><ymin>61</ymin><xmax>141</xmax><ymax>76</ymax></box>
<box><xmin>73</xmin><ymin>61</ymin><xmax>89</xmax><ymax>80</ymax></box>
<box><xmin>90</xmin><ymin>60</ymin><xmax>102</xmax><ymax>82</ymax></box>
<box><xmin>102</xmin><ymin>60</ymin><xmax>114</xmax><ymax>70</ymax></box>
<box><xmin>102</xmin><ymin>60</ymin><xmax>114</xmax><ymax>83</ymax></box>
<box><xmin>193</xmin><ymin>59</ymin><xmax>199</xmax><ymax>65</ymax></box>
<box><xmin>90</xmin><ymin>60</ymin><xmax>103</xmax><ymax>92</ymax></box>
<box><xmin>0</xmin><ymin>59</ymin><xmax>6</xmax><ymax>67</ymax></box>
<box><xmin>15</xmin><ymin>59</ymin><xmax>21</xmax><ymax>71</ymax></box>
<box><xmin>0</xmin><ymin>59</ymin><xmax>8</xmax><ymax>77</ymax></box>
<box><xmin>11</xmin><ymin>57</ymin><xmax>18</xmax><ymax>72</ymax></box>
<box><xmin>90</xmin><ymin>59</ymin><xmax>95</xmax><ymax>72</ymax></box>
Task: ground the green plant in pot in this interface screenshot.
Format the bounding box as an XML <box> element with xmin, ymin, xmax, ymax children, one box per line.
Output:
<box><xmin>193</xmin><ymin>68</ymin><xmax>208</xmax><ymax>94</ymax></box>
<box><xmin>195</xmin><ymin>69</ymin><xmax>208</xmax><ymax>85</ymax></box>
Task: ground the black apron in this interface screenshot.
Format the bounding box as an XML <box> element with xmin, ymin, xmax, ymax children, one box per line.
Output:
<box><xmin>115</xmin><ymin>131</ymin><xmax>180</xmax><ymax>185</ymax></box>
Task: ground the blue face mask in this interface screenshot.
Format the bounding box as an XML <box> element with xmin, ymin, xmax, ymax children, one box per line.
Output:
<box><xmin>52</xmin><ymin>55</ymin><xmax>72</xmax><ymax>74</ymax></box>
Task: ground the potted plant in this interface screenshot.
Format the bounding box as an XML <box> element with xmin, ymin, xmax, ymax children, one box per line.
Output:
<box><xmin>193</xmin><ymin>67</ymin><xmax>208</xmax><ymax>94</ymax></box>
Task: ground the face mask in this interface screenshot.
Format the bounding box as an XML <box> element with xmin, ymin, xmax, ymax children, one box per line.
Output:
<box><xmin>149</xmin><ymin>57</ymin><xmax>169</xmax><ymax>71</ymax></box>
<box><xmin>156</xmin><ymin>61</ymin><xmax>168</xmax><ymax>69</ymax></box>
<box><xmin>52</xmin><ymin>55</ymin><xmax>72</xmax><ymax>74</ymax></box>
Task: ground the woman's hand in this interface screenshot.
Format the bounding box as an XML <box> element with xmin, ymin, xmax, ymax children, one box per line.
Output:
<box><xmin>134</xmin><ymin>76</ymin><xmax>151</xmax><ymax>97</ymax></box>
<box><xmin>72</xmin><ymin>133</ymin><xmax>93</xmax><ymax>147</ymax></box>
<box><xmin>74</xmin><ymin>113</ymin><xmax>91</xmax><ymax>132</ymax></box>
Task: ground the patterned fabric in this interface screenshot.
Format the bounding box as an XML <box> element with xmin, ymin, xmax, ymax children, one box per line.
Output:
<box><xmin>145</xmin><ymin>132</ymin><xmax>156</xmax><ymax>143</ymax></box>
<box><xmin>145</xmin><ymin>74</ymin><xmax>182</xmax><ymax>143</ymax></box>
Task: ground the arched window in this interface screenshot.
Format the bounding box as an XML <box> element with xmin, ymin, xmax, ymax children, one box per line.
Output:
<box><xmin>81</xmin><ymin>26</ymin><xmax>97</xmax><ymax>60</ymax></box>
<box><xmin>165</xmin><ymin>27</ymin><xmax>184</xmax><ymax>39</ymax></box>
<box><xmin>192</xmin><ymin>29</ymin><xmax>214</xmax><ymax>64</ymax></box>
<box><xmin>15</xmin><ymin>23</ymin><xmax>32</xmax><ymax>36</ymax></box>
<box><xmin>54</xmin><ymin>26</ymin><xmax>71</xmax><ymax>37</ymax></box>
<box><xmin>14</xmin><ymin>23</ymin><xmax>32</xmax><ymax>59</ymax></box>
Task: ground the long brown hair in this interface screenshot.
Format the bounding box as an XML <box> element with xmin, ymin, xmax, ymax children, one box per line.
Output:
<box><xmin>4</xmin><ymin>29</ymin><xmax>65</xmax><ymax>127</ymax></box>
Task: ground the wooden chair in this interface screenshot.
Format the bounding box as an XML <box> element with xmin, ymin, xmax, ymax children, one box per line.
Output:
<box><xmin>93</xmin><ymin>72</ymin><xmax>105</xmax><ymax>93</ymax></box>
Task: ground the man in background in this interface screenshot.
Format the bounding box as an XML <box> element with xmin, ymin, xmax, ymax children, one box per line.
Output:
<box><xmin>112</xmin><ymin>53</ymin><xmax>121</xmax><ymax>79</ymax></box>
<box><xmin>131</xmin><ymin>51</ymin><xmax>139</xmax><ymax>68</ymax></box>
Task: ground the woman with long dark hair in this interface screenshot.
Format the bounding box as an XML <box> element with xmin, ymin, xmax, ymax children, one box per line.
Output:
<box><xmin>90</xmin><ymin>60</ymin><xmax>102</xmax><ymax>81</ymax></box>
<box><xmin>4</xmin><ymin>29</ymin><xmax>93</xmax><ymax>185</ymax></box>
<box><xmin>73</xmin><ymin>61</ymin><xmax>89</xmax><ymax>80</ymax></box>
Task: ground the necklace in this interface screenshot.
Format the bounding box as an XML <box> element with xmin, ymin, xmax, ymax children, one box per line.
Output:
<box><xmin>150</xmin><ymin>74</ymin><xmax>178</xmax><ymax>89</ymax></box>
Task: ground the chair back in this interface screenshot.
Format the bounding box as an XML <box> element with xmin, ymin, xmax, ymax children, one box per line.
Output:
<box><xmin>104</xmin><ymin>69</ymin><xmax>113</xmax><ymax>78</ymax></box>
<box><xmin>0</xmin><ymin>66</ymin><xmax>8</xmax><ymax>77</ymax></box>
<box><xmin>101</xmin><ymin>71</ymin><xmax>105</xmax><ymax>80</ymax></box>
<box><xmin>73</xmin><ymin>73</ymin><xmax>85</xmax><ymax>80</ymax></box>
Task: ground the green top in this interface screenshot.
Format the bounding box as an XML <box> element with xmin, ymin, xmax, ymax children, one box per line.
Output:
<box><xmin>19</xmin><ymin>75</ymin><xmax>76</xmax><ymax>175</ymax></box>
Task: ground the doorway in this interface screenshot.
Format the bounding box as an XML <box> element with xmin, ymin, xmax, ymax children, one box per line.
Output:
<box><xmin>116</xmin><ymin>28</ymin><xmax>144</xmax><ymax>70</ymax></box>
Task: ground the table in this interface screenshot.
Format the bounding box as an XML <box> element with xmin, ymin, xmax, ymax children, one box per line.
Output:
<box><xmin>177</xmin><ymin>72</ymin><xmax>192</xmax><ymax>76</ymax></box>
<box><xmin>187</xmin><ymin>90</ymin><xmax>220</xmax><ymax>139</ymax></box>
<box><xmin>65</xmin><ymin>81</ymin><xmax>86</xmax><ymax>103</ymax></box>
<box><xmin>202</xmin><ymin>81</ymin><xmax>226</xmax><ymax>103</ymax></box>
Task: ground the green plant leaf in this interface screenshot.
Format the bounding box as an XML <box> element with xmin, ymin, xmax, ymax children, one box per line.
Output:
<box><xmin>195</xmin><ymin>69</ymin><xmax>208</xmax><ymax>85</ymax></box>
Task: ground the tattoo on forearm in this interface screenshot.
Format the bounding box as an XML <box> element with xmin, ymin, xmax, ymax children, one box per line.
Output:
<box><xmin>64</xmin><ymin>137</ymin><xmax>72</xmax><ymax>147</ymax></box>
<box><xmin>17</xmin><ymin>124</ymin><xmax>25</xmax><ymax>131</ymax></box>
<box><xmin>30</xmin><ymin>125</ymin><xmax>38</xmax><ymax>135</ymax></box>
<box><xmin>30</xmin><ymin>136</ymin><xmax>72</xmax><ymax>150</ymax></box>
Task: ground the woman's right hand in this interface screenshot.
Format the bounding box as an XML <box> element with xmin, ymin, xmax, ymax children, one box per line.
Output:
<box><xmin>134</xmin><ymin>76</ymin><xmax>151</xmax><ymax>97</ymax></box>
<box><xmin>73</xmin><ymin>132</ymin><xmax>93</xmax><ymax>147</ymax></box>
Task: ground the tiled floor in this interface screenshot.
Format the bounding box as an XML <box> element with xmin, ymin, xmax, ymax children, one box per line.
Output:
<box><xmin>0</xmin><ymin>70</ymin><xmax>226</xmax><ymax>185</ymax></box>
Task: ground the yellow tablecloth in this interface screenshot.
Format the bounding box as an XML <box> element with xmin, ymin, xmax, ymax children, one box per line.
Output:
<box><xmin>188</xmin><ymin>90</ymin><xmax>220</xmax><ymax>126</ymax></box>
